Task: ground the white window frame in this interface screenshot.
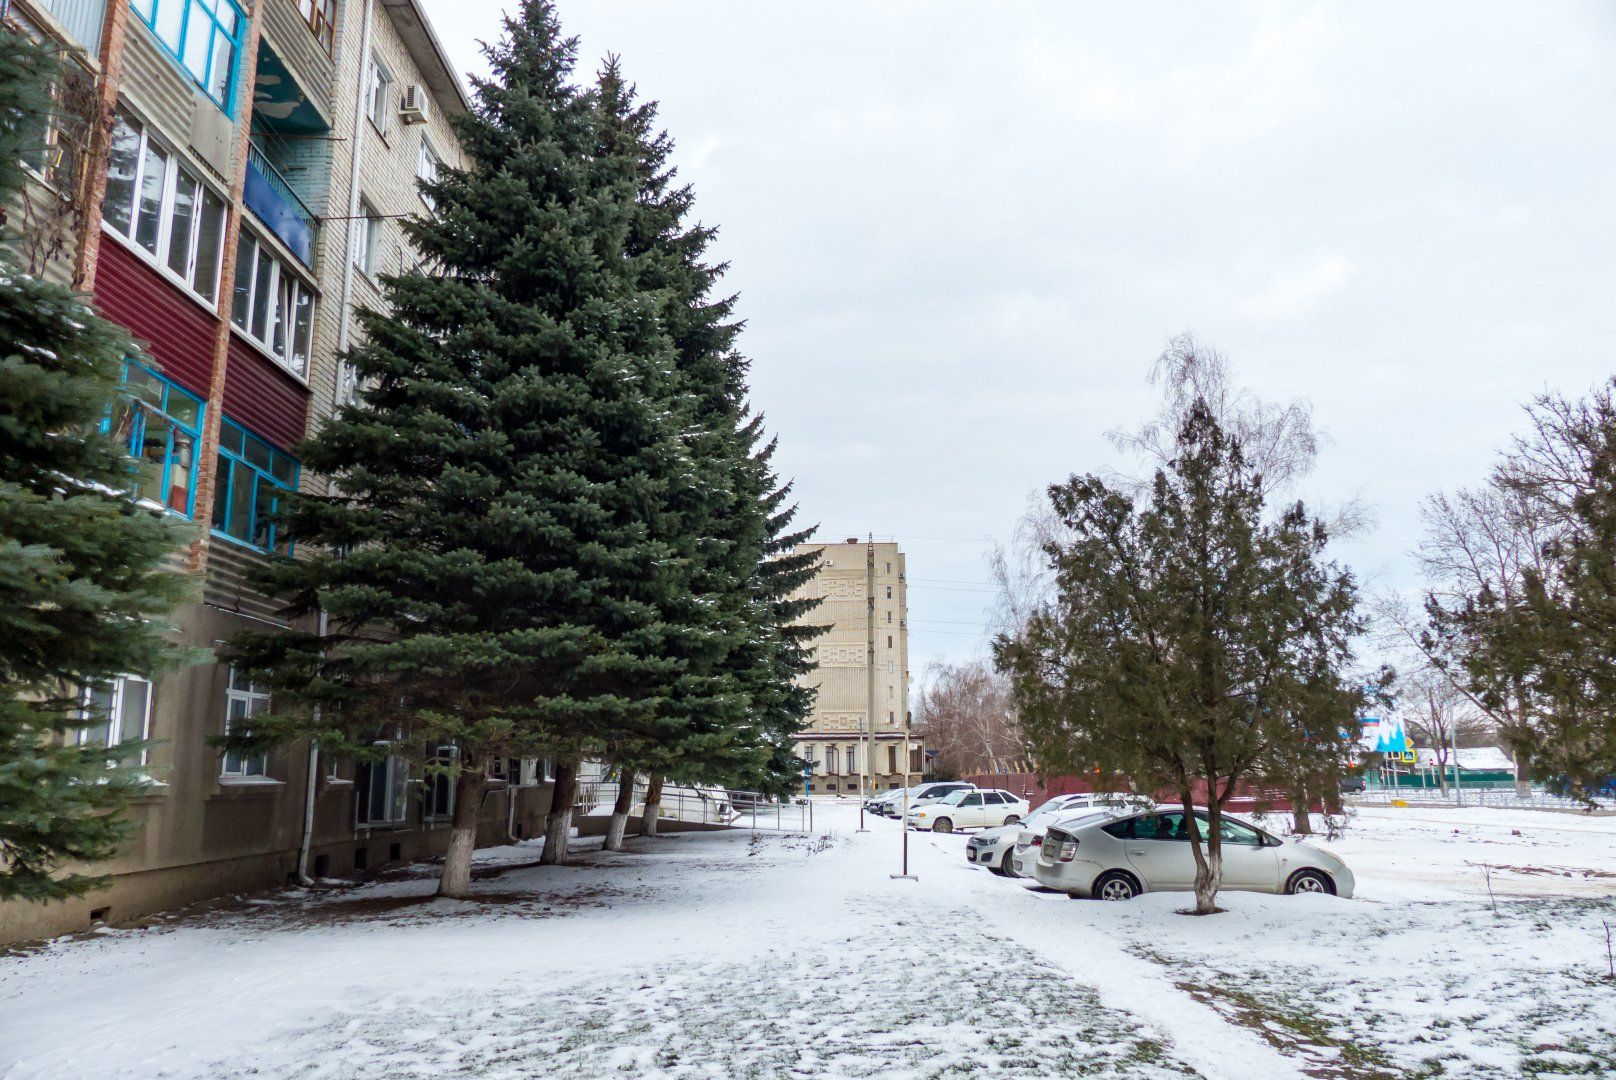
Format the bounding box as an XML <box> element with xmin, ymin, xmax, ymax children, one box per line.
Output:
<box><xmin>102</xmin><ymin>112</ymin><xmax>228</xmax><ymax>305</ymax></box>
<box><xmin>359</xmin><ymin>749</ymin><xmax>411</xmax><ymax>826</ymax></box>
<box><xmin>416</xmin><ymin>135</ymin><xmax>440</xmax><ymax>211</ymax></box>
<box><xmin>77</xmin><ymin>676</ymin><xmax>154</xmax><ymax>766</ymax></box>
<box><xmin>221</xmin><ymin>667</ymin><xmax>270</xmax><ymax>777</ymax></box>
<box><xmin>230</xmin><ymin>227</ymin><xmax>315</xmax><ymax>380</ymax></box>
<box><xmin>354</xmin><ymin>196</ymin><xmax>381</xmax><ymax>276</ymax></box>
<box><xmin>365</xmin><ymin>54</ymin><xmax>392</xmax><ymax>134</ymax></box>
<box><xmin>425</xmin><ymin>743</ymin><xmax>459</xmax><ymax>819</ymax></box>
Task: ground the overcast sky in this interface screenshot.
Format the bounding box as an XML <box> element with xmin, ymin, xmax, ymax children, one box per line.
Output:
<box><xmin>419</xmin><ymin>0</ymin><xmax>1616</xmax><ymax>681</ymax></box>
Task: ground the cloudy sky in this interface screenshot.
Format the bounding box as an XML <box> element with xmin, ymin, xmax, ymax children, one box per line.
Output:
<box><xmin>419</xmin><ymin>0</ymin><xmax>1616</xmax><ymax>679</ymax></box>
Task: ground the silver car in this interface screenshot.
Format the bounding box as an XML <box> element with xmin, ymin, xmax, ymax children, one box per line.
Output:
<box><xmin>1031</xmin><ymin>807</ymin><xmax>1355</xmax><ymax>900</ymax></box>
<box><xmin>966</xmin><ymin>795</ymin><xmax>1123</xmax><ymax>876</ymax></box>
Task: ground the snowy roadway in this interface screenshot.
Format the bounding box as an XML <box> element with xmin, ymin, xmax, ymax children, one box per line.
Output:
<box><xmin>2</xmin><ymin>802</ymin><xmax>1614</xmax><ymax>1078</ymax></box>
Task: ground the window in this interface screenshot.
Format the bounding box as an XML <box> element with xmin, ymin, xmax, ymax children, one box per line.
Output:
<box><xmin>129</xmin><ymin>0</ymin><xmax>244</xmax><ymax>112</ymax></box>
<box><xmin>887</xmin><ymin>746</ymin><xmax>896</xmax><ymax>773</ymax></box>
<box><xmin>221</xmin><ymin>667</ymin><xmax>269</xmax><ymax>777</ymax></box>
<box><xmin>296</xmin><ymin>0</ymin><xmax>334</xmax><ymax>53</ymax></box>
<box><xmin>106</xmin><ymin>360</ymin><xmax>204</xmax><ymax>516</ymax></box>
<box><xmin>885</xmin><ymin>586</ymin><xmax>891</xmax><ymax>599</ymax></box>
<box><xmin>211</xmin><ymin>418</ymin><xmax>299</xmax><ymax>554</ymax></box>
<box><xmin>425</xmin><ymin>744</ymin><xmax>458</xmax><ymax>818</ymax></box>
<box><xmin>354</xmin><ymin>197</ymin><xmax>381</xmax><ymax>275</ymax></box>
<box><xmin>102</xmin><ymin>113</ymin><xmax>227</xmax><ymax>301</ymax></box>
<box><xmin>357</xmin><ymin>753</ymin><xmax>410</xmax><ymax>825</ymax></box>
<box><xmin>1216</xmin><ymin>817</ymin><xmax>1264</xmax><ymax>847</ymax></box>
<box><xmin>1134</xmin><ymin>813</ymin><xmax>1189</xmax><ymax>841</ymax></box>
<box><xmin>78</xmin><ymin>676</ymin><xmax>154</xmax><ymax>765</ymax></box>
<box><xmin>886</xmin><ymin>610</ymin><xmax>892</xmax><ymax>624</ymax></box>
<box><xmin>416</xmin><ymin>136</ymin><xmax>440</xmax><ymax>210</ymax></box>
<box><xmin>960</xmin><ymin>794</ymin><xmax>983</xmax><ymax>807</ymax></box>
<box><xmin>230</xmin><ymin>229</ymin><xmax>314</xmax><ymax>377</ymax></box>
<box><xmin>364</xmin><ymin>54</ymin><xmax>391</xmax><ymax>132</ymax></box>
<box><xmin>887</xmin><ymin>635</ymin><xmax>892</xmax><ymax>649</ymax></box>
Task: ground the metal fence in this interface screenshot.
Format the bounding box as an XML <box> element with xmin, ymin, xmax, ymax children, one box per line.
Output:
<box><xmin>1349</xmin><ymin>785</ymin><xmax>1613</xmax><ymax>812</ymax></box>
<box><xmin>575</xmin><ymin>779</ymin><xmax>814</xmax><ymax>833</ymax></box>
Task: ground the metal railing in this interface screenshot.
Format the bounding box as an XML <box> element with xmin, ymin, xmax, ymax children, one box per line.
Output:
<box><xmin>245</xmin><ymin>140</ymin><xmax>318</xmax><ymax>263</ymax></box>
<box><xmin>575</xmin><ymin>780</ymin><xmax>814</xmax><ymax>833</ymax></box>
<box><xmin>1349</xmin><ymin>786</ymin><xmax>1613</xmax><ymax>812</ymax></box>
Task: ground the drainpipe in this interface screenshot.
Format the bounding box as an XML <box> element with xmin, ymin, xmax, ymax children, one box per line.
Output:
<box><xmin>295</xmin><ymin>609</ymin><xmax>328</xmax><ymax>884</ymax></box>
<box><xmin>334</xmin><ymin>0</ymin><xmax>375</xmax><ymax>395</ymax></box>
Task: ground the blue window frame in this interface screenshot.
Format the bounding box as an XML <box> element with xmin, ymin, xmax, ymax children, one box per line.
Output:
<box><xmin>106</xmin><ymin>360</ymin><xmax>205</xmax><ymax>516</ymax></box>
<box><xmin>211</xmin><ymin>418</ymin><xmax>299</xmax><ymax>554</ymax></box>
<box><xmin>129</xmin><ymin>0</ymin><xmax>245</xmax><ymax>114</ymax></box>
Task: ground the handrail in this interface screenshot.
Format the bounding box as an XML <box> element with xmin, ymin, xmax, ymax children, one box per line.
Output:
<box><xmin>246</xmin><ymin>139</ymin><xmax>318</xmax><ymax>237</ymax></box>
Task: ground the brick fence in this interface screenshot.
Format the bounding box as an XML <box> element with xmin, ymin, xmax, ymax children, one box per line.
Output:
<box><xmin>961</xmin><ymin>771</ymin><xmax>1310</xmax><ymax>814</ymax></box>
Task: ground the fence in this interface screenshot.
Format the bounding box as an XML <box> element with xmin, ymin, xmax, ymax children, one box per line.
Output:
<box><xmin>960</xmin><ymin>771</ymin><xmax>1306</xmax><ymax>814</ymax></box>
<box><xmin>1350</xmin><ymin>785</ymin><xmax>1613</xmax><ymax>812</ymax></box>
<box><xmin>575</xmin><ymin>778</ymin><xmax>814</xmax><ymax>833</ymax></box>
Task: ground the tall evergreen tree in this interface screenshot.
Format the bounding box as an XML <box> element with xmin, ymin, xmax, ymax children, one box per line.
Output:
<box><xmin>227</xmin><ymin>1</ymin><xmax>708</xmax><ymax>892</ymax></box>
<box><xmin>0</xmin><ymin>27</ymin><xmax>193</xmax><ymax>901</ymax></box>
<box><xmin>589</xmin><ymin>60</ymin><xmax>822</xmax><ymax>839</ymax></box>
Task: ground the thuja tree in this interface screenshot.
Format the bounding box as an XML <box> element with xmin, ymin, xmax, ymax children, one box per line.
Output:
<box><xmin>0</xmin><ymin>28</ymin><xmax>193</xmax><ymax>901</ymax></box>
<box><xmin>226</xmin><ymin>2</ymin><xmax>707</xmax><ymax>894</ymax></box>
<box><xmin>995</xmin><ymin>402</ymin><xmax>1364</xmax><ymax>914</ymax></box>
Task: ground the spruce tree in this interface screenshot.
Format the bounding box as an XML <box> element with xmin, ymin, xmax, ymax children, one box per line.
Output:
<box><xmin>589</xmin><ymin>60</ymin><xmax>822</xmax><ymax>838</ymax></box>
<box><xmin>227</xmin><ymin>1</ymin><xmax>707</xmax><ymax>891</ymax></box>
<box><xmin>0</xmin><ymin>27</ymin><xmax>193</xmax><ymax>901</ymax></box>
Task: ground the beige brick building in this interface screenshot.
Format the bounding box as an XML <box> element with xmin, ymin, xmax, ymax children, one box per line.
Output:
<box><xmin>793</xmin><ymin>540</ymin><xmax>924</xmax><ymax>795</ymax></box>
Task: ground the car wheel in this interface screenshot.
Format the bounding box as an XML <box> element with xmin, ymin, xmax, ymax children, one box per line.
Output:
<box><xmin>1093</xmin><ymin>871</ymin><xmax>1141</xmax><ymax>901</ymax></box>
<box><xmin>932</xmin><ymin>818</ymin><xmax>953</xmax><ymax>833</ymax></box>
<box><xmin>1001</xmin><ymin>849</ymin><xmax>1019</xmax><ymax>878</ymax></box>
<box><xmin>1003</xmin><ymin>814</ymin><xmax>1020</xmax><ymax>826</ymax></box>
<box><xmin>1286</xmin><ymin>869</ymin><xmax>1336</xmax><ymax>896</ymax></box>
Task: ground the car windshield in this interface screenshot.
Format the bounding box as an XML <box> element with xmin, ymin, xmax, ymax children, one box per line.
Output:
<box><xmin>937</xmin><ymin>790</ymin><xmax>969</xmax><ymax>805</ymax></box>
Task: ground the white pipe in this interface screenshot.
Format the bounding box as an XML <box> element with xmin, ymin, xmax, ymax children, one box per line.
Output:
<box><xmin>334</xmin><ymin>0</ymin><xmax>375</xmax><ymax>399</ymax></box>
<box><xmin>295</xmin><ymin>609</ymin><xmax>329</xmax><ymax>885</ymax></box>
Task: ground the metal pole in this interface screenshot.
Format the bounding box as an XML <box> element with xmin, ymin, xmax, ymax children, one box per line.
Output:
<box><xmin>891</xmin><ymin>786</ymin><xmax>916</xmax><ymax>880</ymax></box>
<box><xmin>1450</xmin><ymin>722</ymin><xmax>1463</xmax><ymax>806</ymax></box>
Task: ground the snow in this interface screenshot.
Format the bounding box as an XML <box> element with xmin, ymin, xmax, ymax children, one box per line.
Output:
<box><xmin>1</xmin><ymin>802</ymin><xmax>1614</xmax><ymax>1078</ymax></box>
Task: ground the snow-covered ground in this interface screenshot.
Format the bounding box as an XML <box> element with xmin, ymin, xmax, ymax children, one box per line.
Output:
<box><xmin>2</xmin><ymin>802</ymin><xmax>1614</xmax><ymax>1078</ymax></box>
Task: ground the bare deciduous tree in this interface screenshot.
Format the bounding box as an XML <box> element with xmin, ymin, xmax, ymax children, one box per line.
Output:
<box><xmin>1401</xmin><ymin>667</ymin><xmax>1496</xmax><ymax>790</ymax></box>
<box><xmin>912</xmin><ymin>659</ymin><xmax>1024</xmax><ymax>778</ymax></box>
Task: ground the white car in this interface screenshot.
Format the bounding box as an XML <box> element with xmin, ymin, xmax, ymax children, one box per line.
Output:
<box><xmin>882</xmin><ymin>781</ymin><xmax>974</xmax><ymax>817</ymax></box>
<box><xmin>1031</xmin><ymin>807</ymin><xmax>1355</xmax><ymax>900</ymax></box>
<box><xmin>967</xmin><ymin>795</ymin><xmax>1125</xmax><ymax>876</ymax></box>
<box><xmin>907</xmin><ymin>788</ymin><xmax>1028</xmax><ymax>832</ymax></box>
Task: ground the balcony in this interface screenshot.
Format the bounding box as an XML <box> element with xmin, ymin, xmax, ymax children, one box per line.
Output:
<box><xmin>244</xmin><ymin>141</ymin><xmax>317</xmax><ymax>267</ymax></box>
<box><xmin>25</xmin><ymin>0</ymin><xmax>108</xmax><ymax>54</ymax></box>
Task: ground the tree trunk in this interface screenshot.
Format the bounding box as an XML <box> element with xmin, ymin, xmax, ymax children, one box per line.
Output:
<box><xmin>437</xmin><ymin>771</ymin><xmax>488</xmax><ymax>899</ymax></box>
<box><xmin>640</xmin><ymin>774</ymin><xmax>664</xmax><ymax>837</ymax></box>
<box><xmin>605</xmin><ymin>769</ymin><xmax>637</xmax><ymax>851</ymax></box>
<box><xmin>1290</xmin><ymin>780</ymin><xmax>1312</xmax><ymax>835</ymax></box>
<box><xmin>539</xmin><ymin>758</ymin><xmax>578</xmax><ymax>866</ymax></box>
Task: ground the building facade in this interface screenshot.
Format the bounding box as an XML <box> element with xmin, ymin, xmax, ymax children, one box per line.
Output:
<box><xmin>791</xmin><ymin>539</ymin><xmax>923</xmax><ymax>795</ymax></box>
<box><xmin>1</xmin><ymin>0</ymin><xmax>556</xmax><ymax>945</ymax></box>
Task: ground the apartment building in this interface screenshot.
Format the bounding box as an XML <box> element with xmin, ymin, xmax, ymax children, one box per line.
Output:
<box><xmin>791</xmin><ymin>539</ymin><xmax>925</xmax><ymax>796</ymax></box>
<box><xmin>0</xmin><ymin>0</ymin><xmax>555</xmax><ymax>945</ymax></box>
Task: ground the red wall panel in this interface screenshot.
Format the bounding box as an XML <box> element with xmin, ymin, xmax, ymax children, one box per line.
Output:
<box><xmin>92</xmin><ymin>237</ymin><xmax>216</xmax><ymax>399</ymax></box>
<box><xmin>222</xmin><ymin>337</ymin><xmax>309</xmax><ymax>451</ymax></box>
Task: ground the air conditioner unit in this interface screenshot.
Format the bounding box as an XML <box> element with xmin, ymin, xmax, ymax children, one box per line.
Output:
<box><xmin>399</xmin><ymin>85</ymin><xmax>430</xmax><ymax>125</ymax></box>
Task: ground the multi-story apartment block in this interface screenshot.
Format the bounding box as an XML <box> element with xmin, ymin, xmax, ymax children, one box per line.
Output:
<box><xmin>1</xmin><ymin>0</ymin><xmax>556</xmax><ymax>945</ymax></box>
<box><xmin>791</xmin><ymin>540</ymin><xmax>925</xmax><ymax>795</ymax></box>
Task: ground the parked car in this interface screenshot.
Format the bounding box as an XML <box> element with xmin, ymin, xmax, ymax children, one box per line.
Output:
<box><xmin>863</xmin><ymin>787</ymin><xmax>902</xmax><ymax>814</ymax></box>
<box><xmin>968</xmin><ymin>795</ymin><xmax>1127</xmax><ymax>876</ymax></box>
<box><xmin>882</xmin><ymin>782</ymin><xmax>974</xmax><ymax>817</ymax></box>
<box><xmin>1007</xmin><ymin>794</ymin><xmax>1154</xmax><ymax>877</ymax></box>
<box><xmin>1340</xmin><ymin>775</ymin><xmax>1367</xmax><ymax>794</ymax></box>
<box><xmin>1032</xmin><ymin>807</ymin><xmax>1355</xmax><ymax>899</ymax></box>
<box><xmin>907</xmin><ymin>788</ymin><xmax>1028</xmax><ymax>832</ymax></box>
